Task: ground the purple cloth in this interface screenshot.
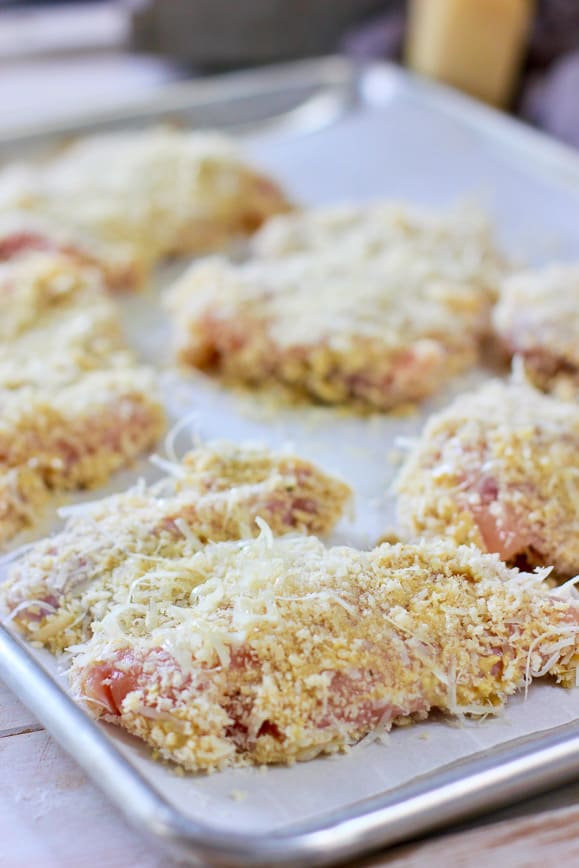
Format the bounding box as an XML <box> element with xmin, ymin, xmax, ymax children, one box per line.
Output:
<box><xmin>521</xmin><ymin>50</ymin><xmax>579</xmax><ymax>149</ymax></box>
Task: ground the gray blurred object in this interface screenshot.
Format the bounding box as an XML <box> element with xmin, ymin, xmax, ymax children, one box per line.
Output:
<box><xmin>340</xmin><ymin>8</ymin><xmax>404</xmax><ymax>62</ymax></box>
<box><xmin>128</xmin><ymin>0</ymin><xmax>392</xmax><ymax>68</ymax></box>
<box><xmin>528</xmin><ymin>0</ymin><xmax>579</xmax><ymax>67</ymax></box>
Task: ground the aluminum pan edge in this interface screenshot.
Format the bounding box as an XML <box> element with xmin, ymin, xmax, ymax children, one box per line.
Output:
<box><xmin>0</xmin><ymin>56</ymin><xmax>358</xmax><ymax>156</ymax></box>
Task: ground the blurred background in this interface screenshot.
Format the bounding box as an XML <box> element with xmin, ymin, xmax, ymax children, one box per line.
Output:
<box><xmin>1</xmin><ymin>0</ymin><xmax>578</xmax><ymax>148</ymax></box>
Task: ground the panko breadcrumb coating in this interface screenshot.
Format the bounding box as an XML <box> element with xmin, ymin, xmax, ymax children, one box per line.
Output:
<box><xmin>68</xmin><ymin>535</ymin><xmax>579</xmax><ymax>772</ymax></box>
<box><xmin>493</xmin><ymin>264</ymin><xmax>579</xmax><ymax>401</ymax></box>
<box><xmin>396</xmin><ymin>380</ymin><xmax>579</xmax><ymax>577</ymax></box>
<box><xmin>0</xmin><ymin>128</ymin><xmax>291</xmax><ymax>283</ymax></box>
<box><xmin>0</xmin><ymin>210</ymin><xmax>143</xmax><ymax>292</ymax></box>
<box><xmin>165</xmin><ymin>235</ymin><xmax>497</xmax><ymax>410</ymax></box>
<box><xmin>1</xmin><ymin>442</ymin><xmax>351</xmax><ymax>651</ymax></box>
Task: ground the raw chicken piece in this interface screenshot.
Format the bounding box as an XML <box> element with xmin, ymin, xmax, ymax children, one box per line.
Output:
<box><xmin>166</xmin><ymin>210</ymin><xmax>500</xmax><ymax>410</ymax></box>
<box><xmin>396</xmin><ymin>379</ymin><xmax>579</xmax><ymax>577</ymax></box>
<box><xmin>0</xmin><ymin>211</ymin><xmax>142</xmax><ymax>292</ymax></box>
<box><xmin>494</xmin><ymin>264</ymin><xmax>579</xmax><ymax>401</ymax></box>
<box><xmin>69</xmin><ymin>535</ymin><xmax>579</xmax><ymax>772</ymax></box>
<box><xmin>0</xmin><ymin>129</ymin><xmax>291</xmax><ymax>285</ymax></box>
<box><xmin>1</xmin><ymin>443</ymin><xmax>350</xmax><ymax>651</ymax></box>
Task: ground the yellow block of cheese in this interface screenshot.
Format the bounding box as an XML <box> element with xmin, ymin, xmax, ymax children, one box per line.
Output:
<box><xmin>406</xmin><ymin>0</ymin><xmax>534</xmax><ymax>108</ymax></box>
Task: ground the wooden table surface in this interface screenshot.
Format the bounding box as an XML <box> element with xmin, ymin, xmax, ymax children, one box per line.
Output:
<box><xmin>2</xmin><ymin>677</ymin><xmax>579</xmax><ymax>868</ymax></box>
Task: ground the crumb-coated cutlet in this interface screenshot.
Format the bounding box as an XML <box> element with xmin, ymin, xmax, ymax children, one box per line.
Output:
<box><xmin>0</xmin><ymin>467</ymin><xmax>49</xmax><ymax>549</ymax></box>
<box><xmin>0</xmin><ymin>252</ymin><xmax>166</xmax><ymax>548</ymax></box>
<box><xmin>1</xmin><ymin>442</ymin><xmax>351</xmax><ymax>650</ymax></box>
<box><xmin>0</xmin><ymin>367</ymin><xmax>164</xmax><ymax>490</ymax></box>
<box><xmin>0</xmin><ymin>210</ymin><xmax>143</xmax><ymax>292</ymax></box>
<box><xmin>396</xmin><ymin>379</ymin><xmax>579</xmax><ymax>578</ymax></box>
<box><xmin>68</xmin><ymin>535</ymin><xmax>579</xmax><ymax>772</ymax></box>
<box><xmin>165</xmin><ymin>238</ymin><xmax>497</xmax><ymax>410</ymax></box>
<box><xmin>0</xmin><ymin>128</ymin><xmax>291</xmax><ymax>286</ymax></box>
<box><xmin>493</xmin><ymin>264</ymin><xmax>579</xmax><ymax>401</ymax></box>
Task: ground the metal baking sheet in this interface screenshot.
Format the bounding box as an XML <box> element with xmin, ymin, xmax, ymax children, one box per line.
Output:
<box><xmin>1</xmin><ymin>57</ymin><xmax>579</xmax><ymax>866</ymax></box>
<box><xmin>0</xmin><ymin>56</ymin><xmax>358</xmax><ymax>160</ymax></box>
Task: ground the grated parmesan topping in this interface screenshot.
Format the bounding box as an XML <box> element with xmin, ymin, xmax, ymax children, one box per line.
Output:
<box><xmin>0</xmin><ymin>252</ymin><xmax>141</xmax><ymax>399</ymax></box>
<box><xmin>0</xmin><ymin>252</ymin><xmax>105</xmax><ymax>342</ymax></box>
<box><xmin>253</xmin><ymin>200</ymin><xmax>503</xmax><ymax>277</ymax></box>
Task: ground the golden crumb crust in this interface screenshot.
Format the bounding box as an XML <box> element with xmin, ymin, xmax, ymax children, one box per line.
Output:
<box><xmin>2</xmin><ymin>442</ymin><xmax>350</xmax><ymax>650</ymax></box>
<box><xmin>396</xmin><ymin>379</ymin><xmax>579</xmax><ymax>577</ymax></box>
<box><xmin>68</xmin><ymin>536</ymin><xmax>579</xmax><ymax>772</ymax></box>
